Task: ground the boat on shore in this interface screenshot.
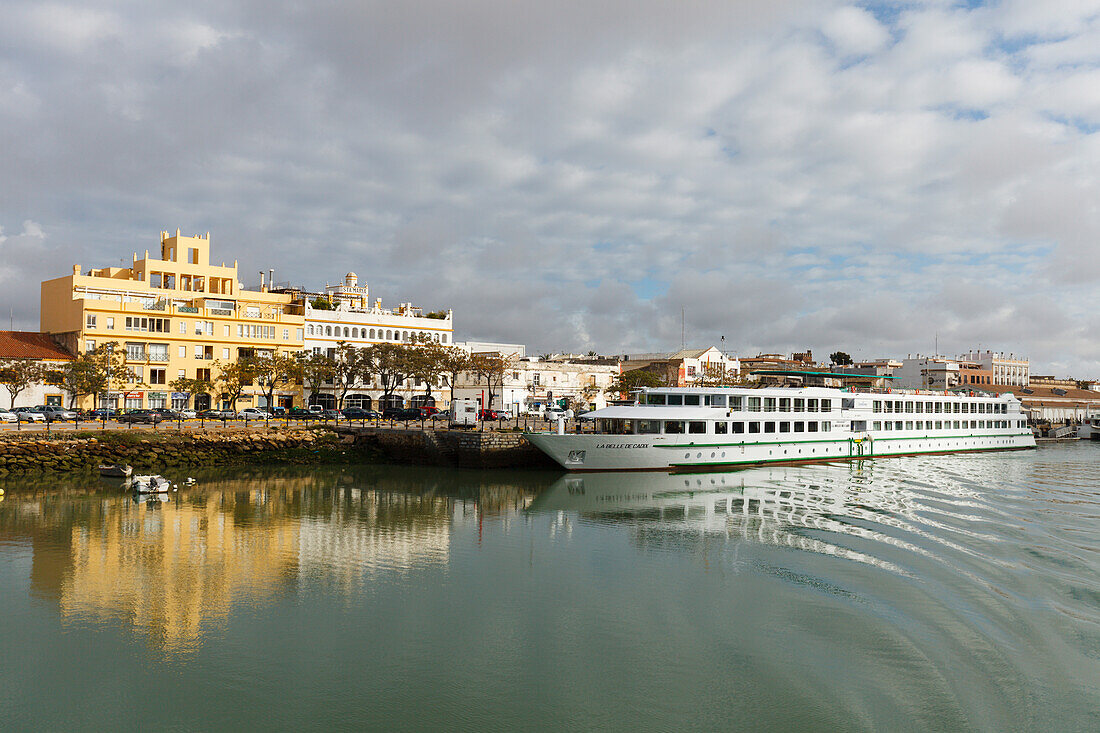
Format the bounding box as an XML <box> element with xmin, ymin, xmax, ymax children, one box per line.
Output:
<box><xmin>525</xmin><ymin>386</ymin><xmax>1036</xmax><ymax>472</ymax></box>
<box><xmin>98</xmin><ymin>464</ymin><xmax>132</xmax><ymax>478</ymax></box>
<box><xmin>1078</xmin><ymin>413</ymin><xmax>1100</xmax><ymax>441</ymax></box>
<box><xmin>131</xmin><ymin>475</ymin><xmax>173</xmax><ymax>493</ymax></box>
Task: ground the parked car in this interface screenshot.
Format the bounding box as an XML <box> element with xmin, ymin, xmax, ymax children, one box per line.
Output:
<box><xmin>0</xmin><ymin>409</ymin><xmax>16</xmax><ymax>423</ymax></box>
<box><xmin>341</xmin><ymin>407</ymin><xmax>379</xmax><ymax>420</ymax></box>
<box><xmin>36</xmin><ymin>405</ymin><xmax>78</xmax><ymax>421</ymax></box>
<box><xmin>382</xmin><ymin>407</ymin><xmax>422</xmax><ymax>421</ymax></box>
<box><xmin>13</xmin><ymin>407</ymin><xmax>47</xmax><ymax>422</ymax></box>
<box><xmin>287</xmin><ymin>407</ymin><xmax>320</xmax><ymax>420</ymax></box>
<box><xmin>151</xmin><ymin>408</ymin><xmax>180</xmax><ymax>421</ymax></box>
<box><xmin>478</xmin><ymin>409</ymin><xmax>503</xmax><ymax>421</ymax></box>
<box><xmin>308</xmin><ymin>404</ymin><xmax>324</xmax><ymax>414</ymax></box>
<box><xmin>418</xmin><ymin>406</ymin><xmax>440</xmax><ymax>417</ymax></box>
<box><xmin>118</xmin><ymin>409</ymin><xmax>163</xmax><ymax>424</ymax></box>
<box><xmin>90</xmin><ymin>408</ymin><xmax>118</xmax><ymax>420</ymax></box>
<box><xmin>544</xmin><ymin>407</ymin><xmax>570</xmax><ymax>421</ymax></box>
<box><xmin>178</xmin><ymin>409</ymin><xmax>197</xmax><ymax>419</ymax></box>
<box><xmin>237</xmin><ymin>407</ymin><xmax>272</xmax><ymax>420</ymax></box>
<box><xmin>198</xmin><ymin>409</ymin><xmax>234</xmax><ymax>420</ymax></box>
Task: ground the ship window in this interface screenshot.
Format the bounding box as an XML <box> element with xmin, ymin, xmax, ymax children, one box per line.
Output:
<box><xmin>916</xmin><ymin>421</ymin><xmax>923</xmax><ymax>430</ymax></box>
<box><xmin>668</xmin><ymin>395</ymin><xmax>683</xmax><ymax>406</ymax></box>
<box><xmin>748</xmin><ymin>397</ymin><xmax>761</xmax><ymax>412</ymax></box>
<box><xmin>715</xmin><ymin>422</ymin><xmax>728</xmax><ymax>434</ymax></box>
<box><xmin>764</xmin><ymin>421</ymin><xmax>776</xmax><ymax>433</ymax></box>
<box><xmin>710</xmin><ymin>395</ymin><xmax>727</xmax><ymax>408</ymax></box>
<box><xmin>793</xmin><ymin>422</ymin><xmax>804</xmax><ymax>432</ymax></box>
<box><xmin>732</xmin><ymin>422</ymin><xmax>745</xmax><ymax>434</ymax></box>
<box><xmin>684</xmin><ymin>395</ymin><xmax>701</xmax><ymax>406</ymax></box>
<box><xmin>904</xmin><ymin>401</ymin><xmax>913</xmax><ymax>413</ymax></box>
<box><xmin>873</xmin><ymin>400</ymin><xmax>882</xmax><ymax>413</ymax></box>
<box><xmin>779</xmin><ymin>421</ymin><xmax>790</xmax><ymax>433</ymax></box>
<box><xmin>883</xmin><ymin>422</ymin><xmax>892</xmax><ymax>431</ymax></box>
<box><xmin>779</xmin><ymin>398</ymin><xmax>790</xmax><ymax>412</ymax></box>
<box><xmin>807</xmin><ymin>422</ymin><xmax>818</xmax><ymax>432</ymax></box>
<box><xmin>764</xmin><ymin>398</ymin><xmax>776</xmax><ymax>412</ymax></box>
<box><xmin>821</xmin><ymin>422</ymin><xmax>830</xmax><ymax>432</ymax></box>
<box><xmin>895</xmin><ymin>421</ymin><xmax>903</xmax><ymax>430</ymax></box>
<box><xmin>748</xmin><ymin>422</ymin><xmax>761</xmax><ymax>433</ymax></box>
<box><xmin>820</xmin><ymin>399</ymin><xmax>831</xmax><ymax>412</ymax></box>
<box><xmin>807</xmin><ymin>399</ymin><xmax>818</xmax><ymax>412</ymax></box>
<box><xmin>638</xmin><ymin>420</ymin><xmax>661</xmax><ymax>434</ymax></box>
<box><xmin>873</xmin><ymin>421</ymin><xmax>881</xmax><ymax>430</ymax></box>
<box><xmin>664</xmin><ymin>420</ymin><xmax>685</xmax><ymax>434</ymax></box>
<box><xmin>730</xmin><ymin>396</ymin><xmax>743</xmax><ymax>411</ymax></box>
<box><xmin>688</xmin><ymin>421</ymin><xmax>706</xmax><ymax>434</ymax></box>
<box><xmin>646</xmin><ymin>394</ymin><xmax>666</xmax><ymax>405</ymax></box>
<box><xmin>936</xmin><ymin>421</ymin><xmax>942</xmax><ymax>429</ymax></box>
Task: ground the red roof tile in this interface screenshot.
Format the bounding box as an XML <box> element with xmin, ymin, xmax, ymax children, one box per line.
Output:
<box><xmin>0</xmin><ymin>331</ymin><xmax>74</xmax><ymax>361</ymax></box>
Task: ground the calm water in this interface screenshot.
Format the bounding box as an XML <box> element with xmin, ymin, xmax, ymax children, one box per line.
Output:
<box><xmin>1</xmin><ymin>445</ymin><xmax>1098</xmax><ymax>731</ymax></box>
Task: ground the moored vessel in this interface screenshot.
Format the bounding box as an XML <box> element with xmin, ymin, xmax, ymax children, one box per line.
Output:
<box><xmin>525</xmin><ymin>386</ymin><xmax>1035</xmax><ymax>471</ymax></box>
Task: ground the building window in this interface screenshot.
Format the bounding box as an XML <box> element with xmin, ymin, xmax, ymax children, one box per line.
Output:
<box><xmin>86</xmin><ymin>314</ymin><xmax>97</xmax><ymax>328</ymax></box>
<box><xmin>178</xmin><ymin>369</ymin><xmax>186</xmax><ymax>379</ymax></box>
<box><xmin>148</xmin><ymin>344</ymin><xmax>169</xmax><ymax>362</ymax></box>
<box><xmin>85</xmin><ymin>340</ymin><xmax>96</xmax><ymax>352</ymax></box>
<box><xmin>125</xmin><ymin>396</ymin><xmax>142</xmax><ymax>409</ymax></box>
<box><xmin>126</xmin><ymin>343</ymin><xmax>146</xmax><ymax>361</ymax></box>
<box><xmin>224</xmin><ymin>325</ymin><xmax>230</xmax><ymax>337</ymax></box>
<box><xmin>106</xmin><ymin>317</ymin><xmax>114</xmax><ymax>330</ymax></box>
<box><xmin>296</xmin><ymin>329</ymin><xmax>304</xmax><ymax>341</ymax></box>
<box><xmin>149</xmin><ymin>368</ymin><xmax>166</xmax><ymax>385</ymax></box>
<box><xmin>127</xmin><ymin>366</ymin><xmax>143</xmax><ymax>383</ymax></box>
<box><xmin>179</xmin><ymin>321</ymin><xmax>187</xmax><ymax>334</ymax></box>
<box><xmin>283</xmin><ymin>329</ymin><xmax>289</xmax><ymax>340</ymax></box>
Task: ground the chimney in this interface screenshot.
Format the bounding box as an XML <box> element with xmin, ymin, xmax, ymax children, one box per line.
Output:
<box><xmin>269</xmin><ymin>269</ymin><xmax>274</xmax><ymax>288</ymax></box>
<box><xmin>260</xmin><ymin>271</ymin><xmax>266</xmax><ymax>291</ymax></box>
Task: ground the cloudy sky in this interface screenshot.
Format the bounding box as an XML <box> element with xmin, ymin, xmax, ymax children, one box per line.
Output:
<box><xmin>2</xmin><ymin>0</ymin><xmax>1100</xmax><ymax>375</ymax></box>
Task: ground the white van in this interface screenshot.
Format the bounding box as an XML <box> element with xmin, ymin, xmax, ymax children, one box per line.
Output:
<box><xmin>450</xmin><ymin>398</ymin><xmax>479</xmax><ymax>428</ymax></box>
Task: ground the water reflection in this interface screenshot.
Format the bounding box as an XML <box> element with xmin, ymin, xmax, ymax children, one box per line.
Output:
<box><xmin>527</xmin><ymin>462</ymin><xmax>1005</xmax><ymax>576</ymax></box>
<box><xmin>0</xmin><ymin>465</ymin><xmax>546</xmax><ymax>652</ymax></box>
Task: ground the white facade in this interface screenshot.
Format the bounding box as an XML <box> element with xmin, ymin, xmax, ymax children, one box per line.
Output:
<box><xmin>300</xmin><ymin>273</ymin><xmax>454</xmax><ymax>409</ymax></box>
<box><xmin>894</xmin><ymin>357</ymin><xmax>961</xmax><ymax>390</ymax></box>
<box><xmin>454</xmin><ymin>357</ymin><xmax>620</xmax><ymax>414</ymax></box>
<box><xmin>958</xmin><ymin>350</ymin><xmax>1029</xmax><ymax>386</ymax></box>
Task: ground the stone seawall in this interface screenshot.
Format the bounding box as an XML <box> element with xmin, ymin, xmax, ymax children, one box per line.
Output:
<box><xmin>336</xmin><ymin>428</ymin><xmax>557</xmax><ymax>470</ymax></box>
<box><xmin>0</xmin><ymin>429</ymin><xmax>366</xmax><ymax>476</ymax></box>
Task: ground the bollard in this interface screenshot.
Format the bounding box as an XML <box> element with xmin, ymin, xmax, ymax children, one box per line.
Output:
<box><xmin>556</xmin><ymin>416</ymin><xmax>565</xmax><ymax>435</ymax></box>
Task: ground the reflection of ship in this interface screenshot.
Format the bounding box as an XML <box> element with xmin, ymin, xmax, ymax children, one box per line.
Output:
<box><xmin>529</xmin><ymin>466</ymin><xmax>940</xmax><ymax>573</ymax></box>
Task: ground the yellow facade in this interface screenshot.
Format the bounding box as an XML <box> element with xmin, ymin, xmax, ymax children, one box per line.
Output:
<box><xmin>41</xmin><ymin>230</ymin><xmax>305</xmax><ymax>410</ymax></box>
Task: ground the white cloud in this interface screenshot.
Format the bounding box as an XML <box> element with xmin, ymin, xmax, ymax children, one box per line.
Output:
<box><xmin>3</xmin><ymin>1</ymin><xmax>1100</xmax><ymax>375</ymax></box>
<box><xmin>822</xmin><ymin>6</ymin><xmax>890</xmax><ymax>56</ymax></box>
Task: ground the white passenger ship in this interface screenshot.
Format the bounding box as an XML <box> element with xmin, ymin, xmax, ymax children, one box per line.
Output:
<box><xmin>525</xmin><ymin>387</ymin><xmax>1035</xmax><ymax>471</ymax></box>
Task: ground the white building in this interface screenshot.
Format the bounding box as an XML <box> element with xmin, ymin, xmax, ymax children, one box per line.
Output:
<box><xmin>958</xmin><ymin>350</ymin><xmax>1029</xmax><ymax>387</ymax></box>
<box><xmin>297</xmin><ymin>273</ymin><xmax>455</xmax><ymax>410</ymax></box>
<box><xmin>0</xmin><ymin>331</ymin><xmax>75</xmax><ymax>408</ymax></box>
<box><xmin>894</xmin><ymin>356</ymin><xmax>961</xmax><ymax>390</ymax></box>
<box><xmin>453</xmin><ymin>355</ymin><xmax>620</xmax><ymax>415</ymax></box>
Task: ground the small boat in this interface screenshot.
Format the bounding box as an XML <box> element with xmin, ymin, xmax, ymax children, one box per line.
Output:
<box><xmin>131</xmin><ymin>475</ymin><xmax>173</xmax><ymax>493</ymax></box>
<box><xmin>99</xmin><ymin>464</ymin><xmax>133</xmax><ymax>478</ymax></box>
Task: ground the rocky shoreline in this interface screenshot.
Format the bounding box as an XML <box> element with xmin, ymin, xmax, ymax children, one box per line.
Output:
<box><xmin>0</xmin><ymin>428</ymin><xmax>374</xmax><ymax>476</ymax></box>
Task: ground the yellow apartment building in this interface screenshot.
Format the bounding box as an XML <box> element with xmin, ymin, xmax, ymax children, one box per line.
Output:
<box><xmin>40</xmin><ymin>230</ymin><xmax>305</xmax><ymax>411</ymax></box>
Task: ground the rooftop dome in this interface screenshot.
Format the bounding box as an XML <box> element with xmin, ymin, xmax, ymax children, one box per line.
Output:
<box><xmin>344</xmin><ymin>272</ymin><xmax>358</xmax><ymax>286</ymax></box>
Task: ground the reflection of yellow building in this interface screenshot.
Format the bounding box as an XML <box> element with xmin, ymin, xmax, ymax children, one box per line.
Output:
<box><xmin>40</xmin><ymin>230</ymin><xmax>305</xmax><ymax>410</ymax></box>
<box><xmin>60</xmin><ymin>497</ymin><xmax>299</xmax><ymax>651</ymax></box>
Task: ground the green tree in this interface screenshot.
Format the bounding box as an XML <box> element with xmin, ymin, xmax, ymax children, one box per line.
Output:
<box><xmin>310</xmin><ymin>297</ymin><xmax>334</xmax><ymax>310</ymax></box>
<box><xmin>58</xmin><ymin>344</ymin><xmax>128</xmax><ymax>408</ymax></box>
<box><xmin>214</xmin><ymin>359</ymin><xmax>254</xmax><ymax>410</ymax></box>
<box><xmin>331</xmin><ymin>342</ymin><xmax>367</xmax><ymax>409</ymax></box>
<box><xmin>0</xmin><ymin>358</ymin><xmax>45</xmax><ymax>409</ymax></box>
<box><xmin>408</xmin><ymin>341</ymin><xmax>448</xmax><ymax>406</ymax></box>
<box><xmin>363</xmin><ymin>343</ymin><xmax>414</xmax><ymax>409</ymax></box>
<box><xmin>298</xmin><ymin>351</ymin><xmax>336</xmax><ymax>407</ymax></box>
<box><xmin>605</xmin><ymin>368</ymin><xmax>664</xmax><ymax>397</ymax></box>
<box><xmin>249</xmin><ymin>351</ymin><xmax>301</xmax><ymax>412</ymax></box>
<box><xmin>169</xmin><ymin>376</ymin><xmax>214</xmax><ymax>409</ymax></box>
<box><xmin>437</xmin><ymin>347</ymin><xmax>472</xmax><ymax>407</ymax></box>
<box><xmin>471</xmin><ymin>353</ymin><xmax>511</xmax><ymax>410</ymax></box>
<box><xmin>830</xmin><ymin>351</ymin><xmax>853</xmax><ymax>366</ymax></box>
